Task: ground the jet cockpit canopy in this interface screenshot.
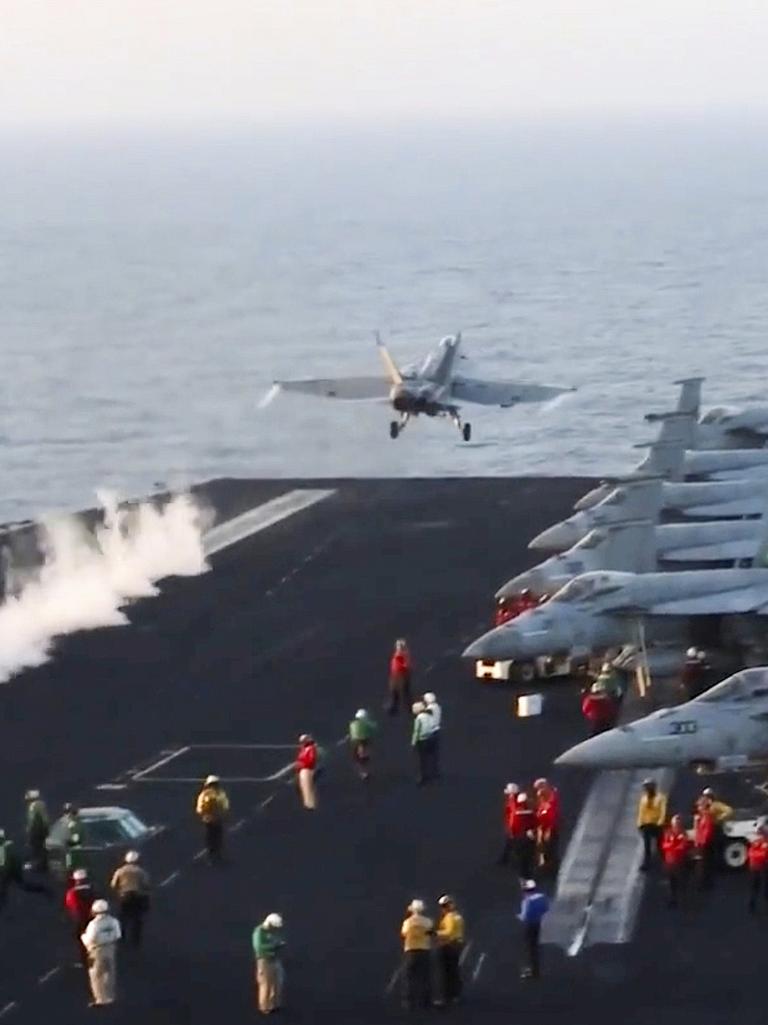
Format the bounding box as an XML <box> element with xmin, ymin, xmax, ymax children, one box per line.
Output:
<box><xmin>697</xmin><ymin>667</ymin><xmax>768</xmax><ymax>703</ymax></box>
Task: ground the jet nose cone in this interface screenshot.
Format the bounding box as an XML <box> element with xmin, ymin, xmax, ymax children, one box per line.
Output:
<box><xmin>495</xmin><ymin>571</ymin><xmax>538</xmax><ymax>599</ymax></box>
<box><xmin>463</xmin><ymin>628</ymin><xmax>511</xmax><ymax>661</ymax></box>
<box><xmin>574</xmin><ymin>485</ymin><xmax>611</xmax><ymax>511</ymax></box>
<box><xmin>555</xmin><ymin>726</ymin><xmax>644</xmax><ymax>769</ymax></box>
<box><xmin>528</xmin><ymin>521</ymin><xmax>581</xmax><ymax>552</ymax></box>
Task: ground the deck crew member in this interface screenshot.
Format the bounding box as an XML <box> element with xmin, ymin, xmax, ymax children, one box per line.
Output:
<box><xmin>681</xmin><ymin>647</ymin><xmax>710</xmax><ymax>700</ymax></box>
<box><xmin>110</xmin><ymin>850</ymin><xmax>151</xmax><ymax>947</ymax></box>
<box><xmin>349</xmin><ymin>708</ymin><xmax>377</xmax><ymax>781</ymax></box>
<box><xmin>581</xmin><ymin>680</ymin><xmax>618</xmax><ymax>736</ymax></box>
<box><xmin>693</xmin><ymin>797</ymin><xmax>716</xmax><ymax>890</ymax></box>
<box><xmin>400</xmin><ymin>899</ymin><xmax>433</xmax><ymax>1010</ymax></box>
<box><xmin>387</xmin><ymin>639</ymin><xmax>412</xmax><ymax>714</ymax></box>
<box><xmin>296</xmin><ymin>734</ymin><xmax>319</xmax><ymax>809</ymax></box>
<box><xmin>195</xmin><ymin>775</ymin><xmax>230</xmax><ymax>864</ymax></box>
<box><xmin>637</xmin><ymin>779</ymin><xmax>667</xmax><ymax>871</ymax></box>
<box><xmin>25</xmin><ymin>789</ymin><xmax>49</xmax><ymax>872</ymax></box>
<box><xmin>63</xmin><ymin>804</ymin><xmax>86</xmax><ymax>874</ymax></box>
<box><xmin>518</xmin><ymin>879</ymin><xmax>550</xmax><ymax>979</ymax></box>
<box><xmin>661</xmin><ymin>815</ymin><xmax>690</xmax><ymax>908</ymax></box>
<box><xmin>534</xmin><ymin>778</ymin><xmax>560</xmax><ymax>874</ymax></box>
<box><xmin>498</xmin><ymin>783</ymin><xmax>520</xmax><ymax>866</ymax></box>
<box><xmin>701</xmin><ymin>786</ymin><xmax>732</xmax><ymax>865</ymax></box>
<box><xmin>435</xmin><ymin>895</ymin><xmax>464</xmax><ymax>1006</ymax></box>
<box><xmin>65</xmin><ymin>868</ymin><xmax>95</xmax><ymax>967</ymax></box>
<box><xmin>81</xmin><ymin>899</ymin><xmax>121</xmax><ymax>1007</ymax></box>
<box><xmin>252</xmin><ymin>913</ymin><xmax>286</xmax><ymax>1015</ymax></box>
<box><xmin>747</xmin><ymin>824</ymin><xmax>768</xmax><ymax>913</ymax></box>
<box><xmin>506</xmin><ymin>792</ymin><xmax>537</xmax><ymax>878</ymax></box>
<box><xmin>0</xmin><ymin>828</ymin><xmax>50</xmax><ymax>912</ymax></box>
<box><xmin>423</xmin><ymin>692</ymin><xmax>442</xmax><ymax>777</ymax></box>
<box><xmin>411</xmin><ymin>702</ymin><xmax>434</xmax><ymax>785</ymax></box>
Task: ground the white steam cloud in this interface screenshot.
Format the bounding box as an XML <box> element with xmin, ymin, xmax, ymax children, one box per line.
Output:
<box><xmin>0</xmin><ymin>491</ymin><xmax>211</xmax><ymax>683</ymax></box>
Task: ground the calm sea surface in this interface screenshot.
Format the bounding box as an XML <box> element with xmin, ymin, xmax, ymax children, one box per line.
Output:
<box><xmin>2</xmin><ymin>118</ymin><xmax>767</xmax><ymax>523</ymax></box>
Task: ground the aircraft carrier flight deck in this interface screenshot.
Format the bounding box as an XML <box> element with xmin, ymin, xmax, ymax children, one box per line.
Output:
<box><xmin>0</xmin><ymin>476</ymin><xmax>765</xmax><ymax>1025</ymax></box>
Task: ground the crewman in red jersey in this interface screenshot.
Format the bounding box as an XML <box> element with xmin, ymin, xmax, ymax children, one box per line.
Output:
<box><xmin>387</xmin><ymin>639</ymin><xmax>412</xmax><ymax>714</ymax></box>
<box><xmin>747</xmin><ymin>824</ymin><xmax>768</xmax><ymax>913</ymax></box>
<box><xmin>692</xmin><ymin>797</ymin><xmax>716</xmax><ymax>890</ymax></box>
<box><xmin>64</xmin><ymin>868</ymin><xmax>94</xmax><ymax>968</ymax></box>
<box><xmin>534</xmin><ymin>778</ymin><xmax>560</xmax><ymax>874</ymax></box>
<box><xmin>581</xmin><ymin>680</ymin><xmax>618</xmax><ymax>736</ymax></box>
<box><xmin>295</xmin><ymin>734</ymin><xmax>318</xmax><ymax>810</ymax></box>
<box><xmin>498</xmin><ymin>783</ymin><xmax>520</xmax><ymax>865</ymax></box>
<box><xmin>661</xmin><ymin>815</ymin><xmax>690</xmax><ymax>908</ymax></box>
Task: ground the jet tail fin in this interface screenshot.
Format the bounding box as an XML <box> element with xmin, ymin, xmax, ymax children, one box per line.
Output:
<box><xmin>375</xmin><ymin>332</ymin><xmax>403</xmax><ymax>386</ymax></box>
<box><xmin>601</xmin><ymin>519</ymin><xmax>657</xmax><ymax>573</ymax></box>
<box><xmin>673</xmin><ymin>377</ymin><xmax>704</xmax><ymax>417</ymax></box>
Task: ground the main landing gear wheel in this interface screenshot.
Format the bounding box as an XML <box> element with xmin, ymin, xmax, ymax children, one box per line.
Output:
<box><xmin>389</xmin><ymin>421</ymin><xmax>399</xmax><ymax>439</ymax></box>
<box><xmin>462</xmin><ymin>422</ymin><xmax>472</xmax><ymax>442</ymax></box>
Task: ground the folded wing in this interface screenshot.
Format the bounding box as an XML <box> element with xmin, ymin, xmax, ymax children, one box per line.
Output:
<box><xmin>451</xmin><ymin>376</ymin><xmax>573</xmax><ymax>407</ymax></box>
<box><xmin>275</xmin><ymin>377</ymin><xmax>390</xmax><ymax>401</ymax></box>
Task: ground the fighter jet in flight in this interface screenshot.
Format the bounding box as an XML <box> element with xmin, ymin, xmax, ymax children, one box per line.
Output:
<box><xmin>530</xmin><ymin>476</ymin><xmax>768</xmax><ymax>553</ymax></box>
<box><xmin>272</xmin><ymin>333</ymin><xmax>573</xmax><ymax>440</ymax></box>
<box><xmin>464</xmin><ymin>514</ymin><xmax>768</xmax><ymax>663</ymax></box>
<box><xmin>555</xmin><ymin>667</ymin><xmax>768</xmax><ymax>771</ymax></box>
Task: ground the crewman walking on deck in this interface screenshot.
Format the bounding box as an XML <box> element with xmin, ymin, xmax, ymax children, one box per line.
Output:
<box><xmin>501</xmin><ymin>791</ymin><xmax>536</xmax><ymax>877</ymax></box>
<box><xmin>498</xmin><ymin>783</ymin><xmax>520</xmax><ymax>866</ymax></box>
<box><xmin>637</xmin><ymin>778</ymin><xmax>667</xmax><ymax>871</ymax></box>
<box><xmin>400</xmin><ymin>898</ymin><xmax>434</xmax><ymax>1010</ymax></box>
<box><xmin>435</xmin><ymin>895</ymin><xmax>464</xmax><ymax>1006</ymax></box>
<box><xmin>65</xmin><ymin>868</ymin><xmax>95</xmax><ymax>967</ymax></box>
<box><xmin>81</xmin><ymin>899</ymin><xmax>121</xmax><ymax>1007</ymax></box>
<box><xmin>24</xmin><ymin>789</ymin><xmax>49</xmax><ymax>872</ymax></box>
<box><xmin>681</xmin><ymin>647</ymin><xmax>710</xmax><ymax>700</ymax></box>
<box><xmin>349</xmin><ymin>708</ymin><xmax>377</xmax><ymax>781</ymax></box>
<box><xmin>110</xmin><ymin>850</ymin><xmax>151</xmax><ymax>947</ymax></box>
<box><xmin>195</xmin><ymin>775</ymin><xmax>230</xmax><ymax>864</ymax></box>
<box><xmin>63</xmin><ymin>804</ymin><xmax>86</xmax><ymax>874</ymax></box>
<box><xmin>423</xmin><ymin>692</ymin><xmax>442</xmax><ymax>777</ymax></box>
<box><xmin>661</xmin><ymin>815</ymin><xmax>690</xmax><ymax>908</ymax></box>
<box><xmin>0</xmin><ymin>828</ymin><xmax>50</xmax><ymax>912</ymax></box>
<box><xmin>518</xmin><ymin>879</ymin><xmax>550</xmax><ymax>980</ymax></box>
<box><xmin>296</xmin><ymin>734</ymin><xmax>318</xmax><ymax>809</ymax></box>
<box><xmin>252</xmin><ymin>912</ymin><xmax>286</xmax><ymax>1015</ymax></box>
<box><xmin>693</xmin><ymin>797</ymin><xmax>716</xmax><ymax>890</ymax></box>
<box><xmin>534</xmin><ymin>778</ymin><xmax>560</xmax><ymax>874</ymax></box>
<box><xmin>747</xmin><ymin>824</ymin><xmax>768</xmax><ymax>913</ymax></box>
<box><xmin>411</xmin><ymin>702</ymin><xmax>434</xmax><ymax>785</ymax></box>
<box><xmin>387</xmin><ymin>639</ymin><xmax>412</xmax><ymax>714</ymax></box>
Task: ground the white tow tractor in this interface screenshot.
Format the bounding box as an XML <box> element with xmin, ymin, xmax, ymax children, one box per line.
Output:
<box><xmin>714</xmin><ymin>813</ymin><xmax>767</xmax><ymax>870</ymax></box>
<box><xmin>475</xmin><ymin>655</ymin><xmax>579</xmax><ymax>685</ymax></box>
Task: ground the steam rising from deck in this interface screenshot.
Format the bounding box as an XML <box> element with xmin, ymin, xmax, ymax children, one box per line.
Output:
<box><xmin>0</xmin><ymin>492</ymin><xmax>210</xmax><ymax>683</ymax></box>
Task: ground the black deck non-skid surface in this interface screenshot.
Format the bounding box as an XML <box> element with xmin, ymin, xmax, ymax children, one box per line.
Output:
<box><xmin>1</xmin><ymin>476</ymin><xmax>758</xmax><ymax>1025</ymax></box>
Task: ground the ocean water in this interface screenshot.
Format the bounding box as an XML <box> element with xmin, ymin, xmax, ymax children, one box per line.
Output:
<box><xmin>2</xmin><ymin>117</ymin><xmax>768</xmax><ymax>524</ymax></box>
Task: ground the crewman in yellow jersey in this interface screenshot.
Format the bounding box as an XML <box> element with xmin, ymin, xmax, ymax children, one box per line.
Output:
<box><xmin>637</xmin><ymin>778</ymin><xmax>667</xmax><ymax>871</ymax></box>
<box><xmin>400</xmin><ymin>898</ymin><xmax>433</xmax><ymax>1010</ymax></box>
<box><xmin>434</xmin><ymin>895</ymin><xmax>465</xmax><ymax>1006</ymax></box>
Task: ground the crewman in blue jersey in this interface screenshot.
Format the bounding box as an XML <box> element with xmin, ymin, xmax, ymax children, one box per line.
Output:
<box><xmin>517</xmin><ymin>878</ymin><xmax>550</xmax><ymax>979</ymax></box>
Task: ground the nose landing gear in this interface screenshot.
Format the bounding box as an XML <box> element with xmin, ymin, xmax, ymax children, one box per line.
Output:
<box><xmin>450</xmin><ymin>409</ymin><xmax>472</xmax><ymax>441</ymax></box>
<box><xmin>389</xmin><ymin>413</ymin><xmax>410</xmax><ymax>439</ymax></box>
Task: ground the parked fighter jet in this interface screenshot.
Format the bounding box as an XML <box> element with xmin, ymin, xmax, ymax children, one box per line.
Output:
<box><xmin>500</xmin><ymin>515</ymin><xmax>767</xmax><ymax>599</ymax></box>
<box><xmin>531</xmin><ymin>477</ymin><xmax>768</xmax><ymax>553</ymax></box>
<box><xmin>555</xmin><ymin>667</ymin><xmax>768</xmax><ymax>770</ymax></box>
<box><xmin>273</xmin><ymin>333</ymin><xmax>573</xmax><ymax>440</ymax></box>
<box><xmin>464</xmin><ymin>514</ymin><xmax>768</xmax><ymax>662</ymax></box>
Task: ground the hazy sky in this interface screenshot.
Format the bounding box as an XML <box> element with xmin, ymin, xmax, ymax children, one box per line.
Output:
<box><xmin>3</xmin><ymin>0</ymin><xmax>768</xmax><ymax>129</ymax></box>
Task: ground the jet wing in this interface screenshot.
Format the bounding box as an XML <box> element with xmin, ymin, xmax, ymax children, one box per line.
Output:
<box><xmin>638</xmin><ymin>588</ymin><xmax>768</xmax><ymax>615</ymax></box>
<box><xmin>662</xmin><ymin>539</ymin><xmax>759</xmax><ymax>563</ymax></box>
<box><xmin>450</xmin><ymin>376</ymin><xmax>573</xmax><ymax>407</ymax></box>
<box><xmin>274</xmin><ymin>376</ymin><xmax>390</xmax><ymax>401</ymax></box>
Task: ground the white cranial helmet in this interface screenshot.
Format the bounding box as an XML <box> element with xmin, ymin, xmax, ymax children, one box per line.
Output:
<box><xmin>91</xmin><ymin>899</ymin><xmax>109</xmax><ymax>914</ymax></box>
<box><xmin>264</xmin><ymin>912</ymin><xmax>283</xmax><ymax>928</ymax></box>
<box><xmin>412</xmin><ymin>702</ymin><xmax>425</xmax><ymax>714</ymax></box>
<box><xmin>204</xmin><ymin>775</ymin><xmax>220</xmax><ymax>785</ymax></box>
<box><xmin>504</xmin><ymin>783</ymin><xmax>519</xmax><ymax>796</ymax></box>
<box><xmin>125</xmin><ymin>850</ymin><xmax>140</xmax><ymax>863</ymax></box>
<box><xmin>423</xmin><ymin>692</ymin><xmax>437</xmax><ymax>705</ymax></box>
<box><xmin>355</xmin><ymin>709</ymin><xmax>367</xmax><ymax>719</ymax></box>
<box><xmin>686</xmin><ymin>647</ymin><xmax>698</xmax><ymax>659</ymax></box>
<box><xmin>408</xmin><ymin>899</ymin><xmax>425</xmax><ymax>913</ymax></box>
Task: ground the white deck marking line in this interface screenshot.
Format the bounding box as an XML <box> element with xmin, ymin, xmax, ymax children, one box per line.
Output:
<box><xmin>471</xmin><ymin>953</ymin><xmax>486</xmax><ymax>983</ymax></box>
<box><xmin>459</xmin><ymin>941</ymin><xmax>473</xmax><ymax>966</ymax></box>
<box><xmin>137</xmin><ymin>776</ymin><xmax>288</xmax><ymax>784</ymax></box>
<box><xmin>385</xmin><ymin>964</ymin><xmax>403</xmax><ymax>995</ymax></box>
<box><xmin>95</xmin><ymin>783</ymin><xmax>128</xmax><ymax>791</ymax></box>
<box><xmin>229</xmin><ymin>818</ymin><xmax>247</xmax><ymax>833</ymax></box>
<box><xmin>203</xmin><ymin>489</ymin><xmax>336</xmax><ymax>556</ymax></box>
<box><xmin>159</xmin><ymin>870</ymin><xmax>180</xmax><ymax>888</ymax></box>
<box><xmin>0</xmin><ymin>1003</ymin><xmax>18</xmax><ymax>1019</ymax></box>
<box><xmin>192</xmin><ymin>849</ymin><xmax>207</xmax><ymax>862</ymax></box>
<box><xmin>130</xmin><ymin>746</ymin><xmax>190</xmax><ymax>782</ymax></box>
<box><xmin>183</xmin><ymin>743</ymin><xmax>295</xmax><ymax>750</ymax></box>
<box><xmin>37</xmin><ymin>966</ymin><xmax>61</xmax><ymax>985</ymax></box>
<box><xmin>257</xmin><ymin>794</ymin><xmax>275</xmax><ymax>811</ymax></box>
